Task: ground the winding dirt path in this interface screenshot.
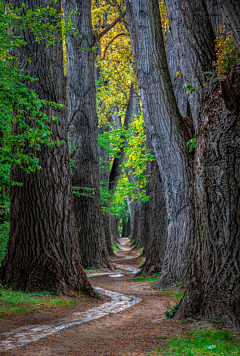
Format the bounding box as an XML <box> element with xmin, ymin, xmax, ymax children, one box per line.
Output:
<box><xmin>0</xmin><ymin>238</ymin><xmax>184</xmax><ymax>356</ymax></box>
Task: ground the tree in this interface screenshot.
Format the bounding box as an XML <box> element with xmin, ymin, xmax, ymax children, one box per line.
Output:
<box><xmin>124</xmin><ymin>0</ymin><xmax>195</xmax><ymax>286</ymax></box>
<box><xmin>165</xmin><ymin>0</ymin><xmax>240</xmax><ymax>327</ymax></box>
<box><xmin>175</xmin><ymin>66</ymin><xmax>240</xmax><ymax>328</ymax></box>
<box><xmin>0</xmin><ymin>0</ymin><xmax>96</xmax><ymax>297</ymax></box>
<box><xmin>62</xmin><ymin>0</ymin><xmax>114</xmax><ymax>270</ymax></box>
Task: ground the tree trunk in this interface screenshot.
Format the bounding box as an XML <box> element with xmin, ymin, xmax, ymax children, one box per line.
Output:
<box><xmin>110</xmin><ymin>215</ymin><xmax>120</xmax><ymax>243</ymax></box>
<box><xmin>0</xmin><ymin>0</ymin><xmax>96</xmax><ymax>297</ymax></box>
<box><xmin>217</xmin><ymin>0</ymin><xmax>240</xmax><ymax>52</ymax></box>
<box><xmin>127</xmin><ymin>196</ymin><xmax>135</xmax><ymax>238</ymax></box>
<box><xmin>98</xmin><ymin>125</ymin><xmax>115</xmax><ymax>256</ymax></box>
<box><xmin>175</xmin><ymin>67</ymin><xmax>240</xmax><ymax>329</ymax></box>
<box><xmin>165</xmin><ymin>0</ymin><xmax>215</xmax><ymax>130</ymax></box>
<box><xmin>62</xmin><ymin>0</ymin><xmax>113</xmax><ymax>270</ymax></box>
<box><xmin>124</xmin><ymin>0</ymin><xmax>195</xmax><ymax>286</ymax></box>
<box><xmin>131</xmin><ymin>202</ymin><xmax>141</xmax><ymax>246</ymax></box>
<box><xmin>166</xmin><ymin>30</ymin><xmax>188</xmax><ymax>118</ymax></box>
<box><xmin>204</xmin><ymin>0</ymin><xmax>225</xmax><ymax>37</ymax></box>
<box><xmin>140</xmin><ymin>161</ymin><xmax>168</xmax><ymax>276</ymax></box>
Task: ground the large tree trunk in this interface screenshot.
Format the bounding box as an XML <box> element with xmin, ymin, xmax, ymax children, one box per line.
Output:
<box><xmin>165</xmin><ymin>0</ymin><xmax>215</xmax><ymax>130</ymax></box>
<box><xmin>140</xmin><ymin>160</ymin><xmax>168</xmax><ymax>277</ymax></box>
<box><xmin>124</xmin><ymin>0</ymin><xmax>195</xmax><ymax>286</ymax></box>
<box><xmin>175</xmin><ymin>67</ymin><xmax>240</xmax><ymax>329</ymax></box>
<box><xmin>0</xmin><ymin>0</ymin><xmax>96</xmax><ymax>297</ymax></box>
<box><xmin>217</xmin><ymin>0</ymin><xmax>240</xmax><ymax>52</ymax></box>
<box><xmin>62</xmin><ymin>0</ymin><xmax>113</xmax><ymax>270</ymax></box>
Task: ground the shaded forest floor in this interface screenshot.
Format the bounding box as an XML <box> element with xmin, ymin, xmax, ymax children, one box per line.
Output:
<box><xmin>1</xmin><ymin>239</ymin><xmax>239</xmax><ymax>355</ymax></box>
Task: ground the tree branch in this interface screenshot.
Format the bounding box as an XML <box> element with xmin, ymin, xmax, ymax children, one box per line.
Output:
<box><xmin>95</xmin><ymin>11</ymin><xmax>126</xmax><ymax>43</ymax></box>
<box><xmin>101</xmin><ymin>33</ymin><xmax>128</xmax><ymax>60</ymax></box>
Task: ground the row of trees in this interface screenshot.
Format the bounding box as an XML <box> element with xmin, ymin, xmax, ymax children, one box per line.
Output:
<box><xmin>1</xmin><ymin>0</ymin><xmax>240</xmax><ymax>328</ymax></box>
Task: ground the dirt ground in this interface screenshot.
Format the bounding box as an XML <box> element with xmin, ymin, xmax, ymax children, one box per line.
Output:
<box><xmin>0</xmin><ymin>239</ymin><xmax>187</xmax><ymax>356</ymax></box>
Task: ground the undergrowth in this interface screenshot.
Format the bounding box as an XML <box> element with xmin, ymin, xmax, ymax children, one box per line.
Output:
<box><xmin>112</xmin><ymin>243</ymin><xmax>120</xmax><ymax>251</ymax></box>
<box><xmin>0</xmin><ymin>284</ymin><xmax>88</xmax><ymax>317</ymax></box>
<box><xmin>133</xmin><ymin>277</ymin><xmax>158</xmax><ymax>283</ymax></box>
<box><xmin>146</xmin><ymin>329</ymin><xmax>240</xmax><ymax>355</ymax></box>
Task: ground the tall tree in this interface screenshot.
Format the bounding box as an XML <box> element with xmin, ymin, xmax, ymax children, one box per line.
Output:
<box><xmin>176</xmin><ymin>65</ymin><xmax>240</xmax><ymax>328</ymax></box>
<box><xmin>62</xmin><ymin>0</ymin><xmax>113</xmax><ymax>270</ymax></box>
<box><xmin>124</xmin><ymin>0</ymin><xmax>195</xmax><ymax>286</ymax></box>
<box><xmin>0</xmin><ymin>0</ymin><xmax>96</xmax><ymax>297</ymax></box>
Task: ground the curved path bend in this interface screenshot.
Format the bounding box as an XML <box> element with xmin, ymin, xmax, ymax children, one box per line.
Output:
<box><xmin>0</xmin><ymin>238</ymin><xmax>175</xmax><ymax>356</ymax></box>
<box><xmin>0</xmin><ymin>239</ymin><xmax>141</xmax><ymax>352</ymax></box>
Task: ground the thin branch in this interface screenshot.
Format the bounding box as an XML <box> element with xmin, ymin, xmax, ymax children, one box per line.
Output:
<box><xmin>101</xmin><ymin>33</ymin><xmax>128</xmax><ymax>60</ymax></box>
<box><xmin>95</xmin><ymin>11</ymin><xmax>126</xmax><ymax>43</ymax></box>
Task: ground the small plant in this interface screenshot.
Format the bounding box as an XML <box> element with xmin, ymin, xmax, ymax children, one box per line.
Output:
<box><xmin>85</xmin><ymin>266</ymin><xmax>96</xmax><ymax>271</ymax></box>
<box><xmin>186</xmin><ymin>138</ymin><xmax>196</xmax><ymax>153</ymax></box>
<box><xmin>165</xmin><ymin>302</ymin><xmax>179</xmax><ymax>319</ymax></box>
<box><xmin>173</xmin><ymin>279</ymin><xmax>184</xmax><ymax>290</ymax></box>
<box><xmin>183</xmin><ymin>83</ymin><xmax>198</xmax><ymax>94</ymax></box>
<box><xmin>214</xmin><ymin>27</ymin><xmax>239</xmax><ymax>75</ymax></box>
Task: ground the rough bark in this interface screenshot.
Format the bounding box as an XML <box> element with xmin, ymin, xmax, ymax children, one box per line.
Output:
<box><xmin>62</xmin><ymin>0</ymin><xmax>113</xmax><ymax>270</ymax></box>
<box><xmin>124</xmin><ymin>0</ymin><xmax>195</xmax><ymax>286</ymax></box>
<box><xmin>217</xmin><ymin>0</ymin><xmax>240</xmax><ymax>52</ymax></box>
<box><xmin>0</xmin><ymin>0</ymin><xmax>96</xmax><ymax>297</ymax></box>
<box><xmin>140</xmin><ymin>160</ymin><xmax>168</xmax><ymax>276</ymax></box>
<box><xmin>175</xmin><ymin>66</ymin><xmax>240</xmax><ymax>329</ymax></box>
<box><xmin>126</xmin><ymin>215</ymin><xmax>131</xmax><ymax>237</ymax></box>
<box><xmin>204</xmin><ymin>0</ymin><xmax>225</xmax><ymax>37</ymax></box>
<box><xmin>165</xmin><ymin>0</ymin><xmax>215</xmax><ymax>130</ymax></box>
<box><xmin>127</xmin><ymin>196</ymin><xmax>135</xmax><ymax>237</ymax></box>
<box><xmin>166</xmin><ymin>30</ymin><xmax>188</xmax><ymax>118</ymax></box>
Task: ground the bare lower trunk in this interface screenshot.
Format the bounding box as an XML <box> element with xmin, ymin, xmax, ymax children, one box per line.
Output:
<box><xmin>165</xmin><ymin>0</ymin><xmax>215</xmax><ymax>130</ymax></box>
<box><xmin>125</xmin><ymin>0</ymin><xmax>195</xmax><ymax>286</ymax></box>
<box><xmin>140</xmin><ymin>161</ymin><xmax>168</xmax><ymax>277</ymax></box>
<box><xmin>62</xmin><ymin>0</ymin><xmax>113</xmax><ymax>270</ymax></box>
<box><xmin>0</xmin><ymin>0</ymin><xmax>96</xmax><ymax>297</ymax></box>
<box><xmin>217</xmin><ymin>0</ymin><xmax>240</xmax><ymax>52</ymax></box>
<box><xmin>175</xmin><ymin>67</ymin><xmax>240</xmax><ymax>329</ymax></box>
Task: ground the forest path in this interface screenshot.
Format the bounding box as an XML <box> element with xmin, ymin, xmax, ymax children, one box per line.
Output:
<box><xmin>0</xmin><ymin>238</ymin><xmax>183</xmax><ymax>356</ymax></box>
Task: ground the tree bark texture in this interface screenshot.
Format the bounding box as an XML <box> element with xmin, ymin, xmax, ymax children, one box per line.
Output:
<box><xmin>217</xmin><ymin>0</ymin><xmax>240</xmax><ymax>52</ymax></box>
<box><xmin>0</xmin><ymin>0</ymin><xmax>96</xmax><ymax>297</ymax></box>
<box><xmin>62</xmin><ymin>0</ymin><xmax>113</xmax><ymax>270</ymax></box>
<box><xmin>124</xmin><ymin>0</ymin><xmax>195</xmax><ymax>286</ymax></box>
<box><xmin>204</xmin><ymin>0</ymin><xmax>225</xmax><ymax>37</ymax></box>
<box><xmin>165</xmin><ymin>0</ymin><xmax>215</xmax><ymax>130</ymax></box>
<box><xmin>140</xmin><ymin>161</ymin><xmax>168</xmax><ymax>276</ymax></box>
<box><xmin>175</xmin><ymin>66</ymin><xmax>240</xmax><ymax>328</ymax></box>
<box><xmin>166</xmin><ymin>30</ymin><xmax>188</xmax><ymax>118</ymax></box>
<box><xmin>110</xmin><ymin>215</ymin><xmax>121</xmax><ymax>243</ymax></box>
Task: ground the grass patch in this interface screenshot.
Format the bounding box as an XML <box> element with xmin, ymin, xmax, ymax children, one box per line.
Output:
<box><xmin>162</xmin><ymin>291</ymin><xmax>184</xmax><ymax>298</ymax></box>
<box><xmin>133</xmin><ymin>277</ymin><xmax>158</xmax><ymax>283</ymax></box>
<box><xmin>146</xmin><ymin>329</ymin><xmax>240</xmax><ymax>355</ymax></box>
<box><xmin>112</xmin><ymin>243</ymin><xmax>120</xmax><ymax>251</ymax></box>
<box><xmin>0</xmin><ymin>285</ymin><xmax>80</xmax><ymax>317</ymax></box>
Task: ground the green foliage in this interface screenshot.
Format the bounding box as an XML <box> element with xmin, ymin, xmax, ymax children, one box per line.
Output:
<box><xmin>0</xmin><ymin>221</ymin><xmax>10</xmax><ymax>264</ymax></box>
<box><xmin>0</xmin><ymin>283</ymin><xmax>79</xmax><ymax>317</ymax></box>
<box><xmin>183</xmin><ymin>83</ymin><xmax>198</xmax><ymax>94</ymax></box>
<box><xmin>150</xmin><ymin>329</ymin><xmax>240</xmax><ymax>355</ymax></box>
<box><xmin>214</xmin><ymin>27</ymin><xmax>239</xmax><ymax>75</ymax></box>
<box><xmin>112</xmin><ymin>243</ymin><xmax>120</xmax><ymax>251</ymax></box>
<box><xmin>186</xmin><ymin>138</ymin><xmax>196</xmax><ymax>152</ymax></box>
<box><xmin>133</xmin><ymin>277</ymin><xmax>158</xmax><ymax>283</ymax></box>
<box><xmin>165</xmin><ymin>302</ymin><xmax>179</xmax><ymax>319</ymax></box>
